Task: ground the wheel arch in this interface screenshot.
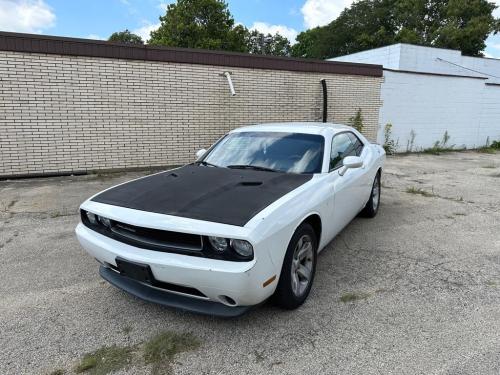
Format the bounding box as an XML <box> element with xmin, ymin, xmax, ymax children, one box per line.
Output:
<box><xmin>273</xmin><ymin>213</ymin><xmax>322</xmax><ymax>309</ymax></box>
<box><xmin>299</xmin><ymin>213</ymin><xmax>322</xmax><ymax>249</ymax></box>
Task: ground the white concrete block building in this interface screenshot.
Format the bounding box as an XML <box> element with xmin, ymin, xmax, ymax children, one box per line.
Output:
<box><xmin>331</xmin><ymin>44</ymin><xmax>500</xmax><ymax>151</ymax></box>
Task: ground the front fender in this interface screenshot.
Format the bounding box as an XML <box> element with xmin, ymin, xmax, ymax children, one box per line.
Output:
<box><xmin>246</xmin><ymin>175</ymin><xmax>330</xmax><ymax>275</ymax></box>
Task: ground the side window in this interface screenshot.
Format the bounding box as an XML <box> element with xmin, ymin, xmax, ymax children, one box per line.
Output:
<box><xmin>330</xmin><ymin>133</ymin><xmax>356</xmax><ymax>171</ymax></box>
<box><xmin>347</xmin><ymin>132</ymin><xmax>364</xmax><ymax>156</ymax></box>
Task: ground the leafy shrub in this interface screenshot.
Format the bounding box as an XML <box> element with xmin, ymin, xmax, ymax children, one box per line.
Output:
<box><xmin>476</xmin><ymin>137</ymin><xmax>499</xmax><ymax>153</ymax></box>
<box><xmin>383</xmin><ymin>123</ymin><xmax>398</xmax><ymax>154</ymax></box>
<box><xmin>406</xmin><ymin>129</ymin><xmax>416</xmax><ymax>153</ymax></box>
<box><xmin>349</xmin><ymin>108</ymin><xmax>364</xmax><ymax>133</ymax></box>
<box><xmin>423</xmin><ymin>131</ymin><xmax>457</xmax><ymax>155</ymax></box>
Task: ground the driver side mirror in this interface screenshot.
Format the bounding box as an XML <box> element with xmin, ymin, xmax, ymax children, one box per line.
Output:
<box><xmin>195</xmin><ymin>149</ymin><xmax>207</xmax><ymax>159</ymax></box>
<box><xmin>339</xmin><ymin>156</ymin><xmax>363</xmax><ymax>176</ymax></box>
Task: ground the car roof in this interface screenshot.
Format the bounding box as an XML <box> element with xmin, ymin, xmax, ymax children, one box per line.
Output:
<box><xmin>231</xmin><ymin>122</ymin><xmax>352</xmax><ymax>136</ymax></box>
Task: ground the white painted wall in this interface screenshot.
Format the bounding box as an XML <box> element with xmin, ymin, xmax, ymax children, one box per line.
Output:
<box><xmin>331</xmin><ymin>43</ymin><xmax>499</xmax><ymax>79</ymax></box>
<box><xmin>397</xmin><ymin>44</ymin><xmax>495</xmax><ymax>79</ymax></box>
<box><xmin>333</xmin><ymin>44</ymin><xmax>402</xmax><ymax>69</ymax></box>
<box><xmin>331</xmin><ymin>44</ymin><xmax>500</xmax><ymax>151</ymax></box>
<box><xmin>378</xmin><ymin>70</ymin><xmax>499</xmax><ymax>151</ymax></box>
<box><xmin>478</xmin><ymin>84</ymin><xmax>500</xmax><ymax>142</ymax></box>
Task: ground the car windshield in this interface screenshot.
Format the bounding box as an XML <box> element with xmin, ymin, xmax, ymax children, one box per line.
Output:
<box><xmin>202</xmin><ymin>132</ymin><xmax>325</xmax><ymax>174</ymax></box>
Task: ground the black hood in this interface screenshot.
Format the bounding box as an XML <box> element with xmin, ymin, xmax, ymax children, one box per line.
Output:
<box><xmin>91</xmin><ymin>165</ymin><xmax>312</xmax><ymax>226</ymax></box>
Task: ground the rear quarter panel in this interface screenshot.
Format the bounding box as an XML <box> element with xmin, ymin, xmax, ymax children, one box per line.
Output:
<box><xmin>360</xmin><ymin>143</ymin><xmax>386</xmax><ymax>204</ymax></box>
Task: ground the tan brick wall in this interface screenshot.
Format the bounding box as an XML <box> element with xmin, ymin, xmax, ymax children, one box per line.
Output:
<box><xmin>0</xmin><ymin>51</ymin><xmax>382</xmax><ymax>177</ymax></box>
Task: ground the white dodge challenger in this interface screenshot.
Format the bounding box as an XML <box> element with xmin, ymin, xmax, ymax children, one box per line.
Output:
<box><xmin>76</xmin><ymin>122</ymin><xmax>385</xmax><ymax>317</ymax></box>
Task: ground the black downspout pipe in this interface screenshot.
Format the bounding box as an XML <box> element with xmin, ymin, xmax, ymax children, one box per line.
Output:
<box><xmin>320</xmin><ymin>79</ymin><xmax>328</xmax><ymax>123</ymax></box>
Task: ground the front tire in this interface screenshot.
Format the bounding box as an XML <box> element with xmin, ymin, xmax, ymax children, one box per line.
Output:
<box><xmin>274</xmin><ymin>223</ymin><xmax>317</xmax><ymax>309</ymax></box>
<box><xmin>361</xmin><ymin>171</ymin><xmax>381</xmax><ymax>218</ymax></box>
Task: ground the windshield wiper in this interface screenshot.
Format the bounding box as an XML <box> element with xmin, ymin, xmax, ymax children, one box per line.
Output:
<box><xmin>227</xmin><ymin>164</ymin><xmax>280</xmax><ymax>173</ymax></box>
<box><xmin>195</xmin><ymin>160</ymin><xmax>219</xmax><ymax>168</ymax></box>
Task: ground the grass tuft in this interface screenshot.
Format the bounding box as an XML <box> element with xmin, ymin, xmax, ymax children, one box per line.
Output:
<box><xmin>340</xmin><ymin>292</ymin><xmax>370</xmax><ymax>303</ymax></box>
<box><xmin>75</xmin><ymin>345</ymin><xmax>133</xmax><ymax>375</ymax></box>
<box><xmin>477</xmin><ymin>140</ymin><xmax>500</xmax><ymax>154</ymax></box>
<box><xmin>254</xmin><ymin>350</ymin><xmax>266</xmax><ymax>363</ymax></box>
<box><xmin>75</xmin><ymin>357</ymin><xmax>97</xmax><ymax>373</ymax></box>
<box><xmin>405</xmin><ymin>186</ymin><xmax>435</xmax><ymax>197</ymax></box>
<box><xmin>422</xmin><ymin>147</ymin><xmax>458</xmax><ymax>155</ymax></box>
<box><xmin>122</xmin><ymin>326</ymin><xmax>132</xmax><ymax>335</ymax></box>
<box><xmin>144</xmin><ymin>332</ymin><xmax>200</xmax><ymax>374</ymax></box>
<box><xmin>48</xmin><ymin>370</ymin><xmax>65</xmax><ymax>375</ymax></box>
<box><xmin>144</xmin><ymin>332</ymin><xmax>199</xmax><ymax>364</ymax></box>
<box><xmin>477</xmin><ymin>147</ymin><xmax>497</xmax><ymax>154</ymax></box>
<box><xmin>72</xmin><ymin>331</ymin><xmax>200</xmax><ymax>375</ymax></box>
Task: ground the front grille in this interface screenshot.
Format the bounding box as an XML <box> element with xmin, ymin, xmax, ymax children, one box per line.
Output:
<box><xmin>110</xmin><ymin>221</ymin><xmax>202</xmax><ymax>251</ymax></box>
<box><xmin>81</xmin><ymin>210</ymin><xmax>202</xmax><ymax>254</ymax></box>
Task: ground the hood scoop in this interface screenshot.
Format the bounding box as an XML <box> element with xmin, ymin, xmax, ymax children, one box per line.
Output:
<box><xmin>239</xmin><ymin>181</ymin><xmax>263</xmax><ymax>187</ymax></box>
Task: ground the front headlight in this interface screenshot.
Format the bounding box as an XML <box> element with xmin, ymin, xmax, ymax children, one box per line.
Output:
<box><xmin>98</xmin><ymin>216</ymin><xmax>111</xmax><ymax>228</ymax></box>
<box><xmin>86</xmin><ymin>211</ymin><xmax>97</xmax><ymax>225</ymax></box>
<box><xmin>207</xmin><ymin>236</ymin><xmax>254</xmax><ymax>260</ymax></box>
<box><xmin>81</xmin><ymin>210</ymin><xmax>111</xmax><ymax>229</ymax></box>
<box><xmin>230</xmin><ymin>239</ymin><xmax>253</xmax><ymax>258</ymax></box>
<box><xmin>208</xmin><ymin>236</ymin><xmax>228</xmax><ymax>253</ymax></box>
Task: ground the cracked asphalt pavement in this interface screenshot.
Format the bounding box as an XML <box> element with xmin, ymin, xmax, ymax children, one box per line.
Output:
<box><xmin>1</xmin><ymin>152</ymin><xmax>499</xmax><ymax>374</ymax></box>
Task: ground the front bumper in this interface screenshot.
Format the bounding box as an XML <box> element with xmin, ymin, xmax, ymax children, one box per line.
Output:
<box><xmin>75</xmin><ymin>223</ymin><xmax>277</xmax><ymax>315</ymax></box>
<box><xmin>99</xmin><ymin>266</ymin><xmax>252</xmax><ymax>317</ymax></box>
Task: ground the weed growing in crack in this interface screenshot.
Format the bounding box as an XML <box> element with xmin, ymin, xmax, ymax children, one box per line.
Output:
<box><xmin>406</xmin><ymin>187</ymin><xmax>436</xmax><ymax>197</ymax></box>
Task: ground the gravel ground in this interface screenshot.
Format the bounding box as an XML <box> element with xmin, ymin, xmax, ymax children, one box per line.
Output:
<box><xmin>1</xmin><ymin>152</ymin><xmax>499</xmax><ymax>375</ymax></box>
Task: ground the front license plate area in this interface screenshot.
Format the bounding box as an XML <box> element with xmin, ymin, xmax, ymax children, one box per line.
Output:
<box><xmin>116</xmin><ymin>257</ymin><xmax>154</xmax><ymax>284</ymax></box>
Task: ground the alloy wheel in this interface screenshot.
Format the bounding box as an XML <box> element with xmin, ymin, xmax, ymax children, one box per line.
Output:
<box><xmin>372</xmin><ymin>175</ymin><xmax>380</xmax><ymax>211</ymax></box>
<box><xmin>290</xmin><ymin>234</ymin><xmax>314</xmax><ymax>297</ymax></box>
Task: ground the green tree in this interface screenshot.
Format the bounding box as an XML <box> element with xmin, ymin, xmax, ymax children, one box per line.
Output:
<box><xmin>245</xmin><ymin>30</ymin><xmax>292</xmax><ymax>56</ymax></box>
<box><xmin>291</xmin><ymin>0</ymin><xmax>500</xmax><ymax>59</ymax></box>
<box><xmin>433</xmin><ymin>0</ymin><xmax>499</xmax><ymax>56</ymax></box>
<box><xmin>291</xmin><ymin>26</ymin><xmax>331</xmax><ymax>59</ymax></box>
<box><xmin>148</xmin><ymin>0</ymin><xmax>247</xmax><ymax>52</ymax></box>
<box><xmin>108</xmin><ymin>29</ymin><xmax>144</xmax><ymax>45</ymax></box>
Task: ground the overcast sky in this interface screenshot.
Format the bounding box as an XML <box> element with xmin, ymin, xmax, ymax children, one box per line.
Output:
<box><xmin>0</xmin><ymin>0</ymin><xmax>499</xmax><ymax>58</ymax></box>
